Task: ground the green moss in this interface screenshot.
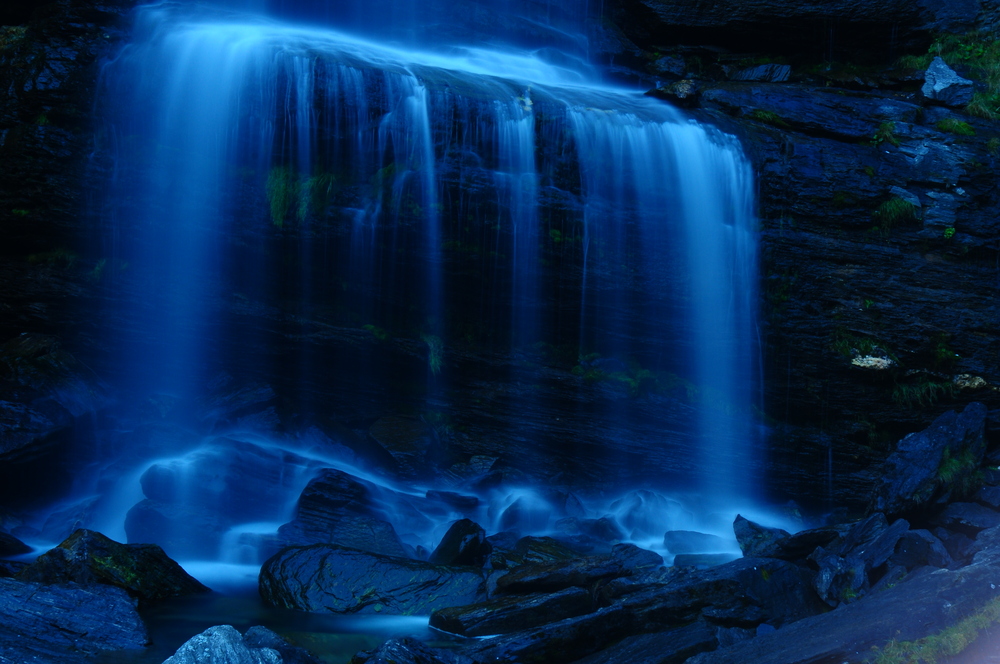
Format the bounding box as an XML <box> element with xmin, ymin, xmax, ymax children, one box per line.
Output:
<box><xmin>0</xmin><ymin>26</ymin><xmax>26</xmax><ymax>52</ymax></box>
<box><xmin>363</xmin><ymin>324</ymin><xmax>389</xmax><ymax>341</ymax></box>
<box><xmin>748</xmin><ymin>109</ymin><xmax>790</xmax><ymax>128</ymax></box>
<box><xmin>831</xmin><ymin>329</ymin><xmax>893</xmax><ymax>360</ymax></box>
<box><xmin>943</xmin><ymin>227</ymin><xmax>956</xmax><ymax>239</ymax></box>
<box><xmin>873</xmin><ymin>197</ymin><xmax>918</xmax><ymax>234</ymax></box>
<box><xmin>871</xmin><ymin>122</ymin><xmax>900</xmax><ymax>147</ymax></box>
<box><xmin>891</xmin><ymin>378</ymin><xmax>956</xmax><ymax>408</ymax></box>
<box><xmin>266</xmin><ymin>165</ymin><xmax>297</xmax><ymax>228</ymax></box>
<box><xmin>869</xmin><ymin>595</ymin><xmax>1000</xmax><ymax>664</ymax></box>
<box><xmin>986</xmin><ymin>137</ymin><xmax>1000</xmax><ymax>155</ymax></box>
<box><xmin>27</xmin><ymin>248</ymin><xmax>78</xmax><ymax>268</ymax></box>
<box><xmin>935</xmin><ymin>118</ymin><xmax>976</xmax><ymax>136</ymax></box>
<box><xmin>87</xmin><ymin>258</ymin><xmax>107</xmax><ymax>283</ymax></box>
<box><xmin>11</xmin><ymin>208</ymin><xmax>29</xmax><ymax>216</ymax></box>
<box><xmin>938</xmin><ymin>447</ymin><xmax>981</xmax><ymax>494</ymax></box>
<box><xmin>299</xmin><ymin>172</ymin><xmax>337</xmax><ymax>221</ymax></box>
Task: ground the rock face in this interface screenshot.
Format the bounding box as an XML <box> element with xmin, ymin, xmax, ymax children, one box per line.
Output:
<box><xmin>258</xmin><ymin>544</ymin><xmax>486</xmax><ymax>614</ymax></box>
<box><xmin>0</xmin><ymin>577</ymin><xmax>148</xmax><ymax>662</ymax></box>
<box><xmin>922</xmin><ymin>56</ymin><xmax>975</xmax><ymax>107</ymax></box>
<box><xmin>870</xmin><ymin>403</ymin><xmax>988</xmax><ymax>518</ymax></box>
<box><xmin>16</xmin><ymin>529</ymin><xmax>209</xmax><ymax>604</ymax></box>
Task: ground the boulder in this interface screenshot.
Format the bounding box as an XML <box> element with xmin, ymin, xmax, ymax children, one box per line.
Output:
<box><xmin>0</xmin><ymin>531</ymin><xmax>30</xmax><ymax>556</ymax></box>
<box><xmin>975</xmin><ymin>485</ymin><xmax>1000</xmax><ymax>510</ymax></box>
<box><xmin>259</xmin><ymin>544</ymin><xmax>486</xmax><ymax>614</ymax></box>
<box><xmin>921</xmin><ymin>56</ymin><xmax>975</xmax><ymax>107</ymax></box>
<box><xmin>931</xmin><ymin>502</ymin><xmax>1000</xmax><ymax>534</ymax></box>
<box><xmin>870</xmin><ymin>403</ymin><xmax>988</xmax><ymax>519</ymax></box>
<box><xmin>277</xmin><ymin>468</ymin><xmax>406</xmax><ymax>557</ymax></box>
<box><xmin>428</xmin><ymin>519</ymin><xmax>490</xmax><ymax>566</ymax></box>
<box><xmin>163</xmin><ymin>624</ymin><xmax>320</xmax><ymax>664</ymax></box>
<box><xmin>15</xmin><ymin>529</ymin><xmax>208</xmax><ymax>604</ymax></box>
<box><xmin>0</xmin><ymin>577</ymin><xmax>147</xmax><ymax>662</ymax></box>
<box><xmin>429</xmin><ymin>586</ymin><xmax>593</xmax><ymax>636</ymax></box>
<box><xmin>664</xmin><ymin>530</ymin><xmax>729</xmax><ymax>554</ymax></box>
<box><xmin>487</xmin><ymin>534</ymin><xmax>580</xmax><ymax>570</ymax></box>
<box><xmin>810</xmin><ymin>549</ymin><xmax>868</xmax><ymax>606</ymax></box>
<box><xmin>733</xmin><ymin>515</ymin><xmax>789</xmax><ymax>557</ymax></box>
<box><xmin>934</xmin><ymin>527</ymin><xmax>976</xmax><ymax>564</ymax></box>
<box><xmin>889</xmin><ymin>529</ymin><xmax>952</xmax><ymax>570</ymax></box>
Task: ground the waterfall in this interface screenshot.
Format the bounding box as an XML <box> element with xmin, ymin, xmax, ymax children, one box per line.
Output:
<box><xmin>89</xmin><ymin>0</ymin><xmax>761</xmax><ymax>563</ymax></box>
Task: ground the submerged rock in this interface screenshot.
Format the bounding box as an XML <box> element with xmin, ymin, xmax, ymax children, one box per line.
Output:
<box><xmin>259</xmin><ymin>544</ymin><xmax>486</xmax><ymax>614</ymax></box>
<box><xmin>16</xmin><ymin>528</ymin><xmax>209</xmax><ymax>604</ymax></box>
<box><xmin>0</xmin><ymin>577</ymin><xmax>147</xmax><ymax>662</ymax></box>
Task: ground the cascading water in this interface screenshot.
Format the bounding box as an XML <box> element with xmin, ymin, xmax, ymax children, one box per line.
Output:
<box><xmin>64</xmin><ymin>0</ymin><xmax>770</xmax><ymax>613</ymax></box>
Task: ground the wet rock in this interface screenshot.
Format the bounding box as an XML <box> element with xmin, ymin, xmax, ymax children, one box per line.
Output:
<box><xmin>0</xmin><ymin>577</ymin><xmax>147</xmax><ymax>662</ymax></box>
<box><xmin>277</xmin><ymin>468</ymin><xmax>406</xmax><ymax>557</ymax></box>
<box><xmin>826</xmin><ymin>513</ymin><xmax>910</xmax><ymax>570</ymax></box>
<box><xmin>16</xmin><ymin>529</ymin><xmax>208</xmax><ymax>604</ymax></box>
<box><xmin>487</xmin><ymin>534</ymin><xmax>579</xmax><ymax>570</ymax></box>
<box><xmin>612</xmin><ymin>543</ymin><xmax>664</xmax><ymax>572</ymax></box>
<box><xmin>768</xmin><ymin>524</ymin><xmax>845</xmax><ymax>561</ymax></box>
<box><xmin>0</xmin><ymin>531</ymin><xmax>30</xmax><ymax>556</ymax></box>
<box><xmin>933</xmin><ymin>527</ymin><xmax>976</xmax><ymax>564</ymax></box>
<box><xmin>970</xmin><ymin>525</ymin><xmax>1000</xmax><ymax>561</ymax></box>
<box><xmin>685</xmin><ymin>552</ymin><xmax>1000</xmax><ymax>664</ymax></box>
<box><xmin>673</xmin><ymin>553</ymin><xmax>741</xmax><ymax>568</ymax></box>
<box><xmin>430</xmin><ymin>586</ymin><xmax>593</xmax><ymax>636</ymax></box>
<box><xmin>259</xmin><ymin>544</ymin><xmax>486</xmax><ymax>614</ymax></box>
<box><xmin>650</xmin><ymin>55</ymin><xmax>686</xmax><ymax>79</ymax></box>
<box><xmin>428</xmin><ymin>519</ymin><xmax>490</xmax><ymax>566</ymax></box>
<box><xmin>731</xmin><ymin>64</ymin><xmax>791</xmax><ymax>83</ymax></box>
<box><xmin>664</xmin><ymin>530</ymin><xmax>729</xmax><ymax>554</ymax></box>
<box><xmin>620</xmin><ymin>557</ymin><xmax>826</xmax><ymax>629</ymax></box>
<box><xmin>570</xmin><ymin>622</ymin><xmax>718</xmax><ymax>664</ymax></box>
<box><xmin>733</xmin><ymin>515</ymin><xmax>789</xmax><ymax>557</ymax></box>
<box><xmin>0</xmin><ymin>334</ymin><xmax>110</xmax><ymax>463</ymax></box>
<box><xmin>493</xmin><ymin>550</ymin><xmax>635</xmax><ymax>594</ymax></box>
<box><xmin>352</xmin><ymin>637</ymin><xmax>454</xmax><ymax>664</ymax></box>
<box><xmin>889</xmin><ymin>529</ymin><xmax>952</xmax><ymax>570</ymax></box>
<box><xmin>975</xmin><ymin>485</ymin><xmax>1000</xmax><ymax>510</ymax></box>
<box><xmin>870</xmin><ymin>403</ymin><xmax>988</xmax><ymax>519</ymax></box>
<box><xmin>163</xmin><ymin>624</ymin><xmax>317</xmax><ymax>664</ymax></box>
<box><xmin>646</xmin><ymin>79</ymin><xmax>700</xmax><ymax>107</ymax></box>
<box><xmin>463</xmin><ymin>604</ymin><xmax>635</xmax><ymax>664</ymax></box>
<box><xmin>0</xmin><ymin>560</ymin><xmax>27</xmax><ymax>577</ymax></box>
<box><xmin>202</xmin><ymin>375</ymin><xmax>279</xmax><ymax>430</ymax></box>
<box><xmin>244</xmin><ymin>626</ymin><xmax>323</xmax><ymax>664</ymax></box>
<box><xmin>810</xmin><ymin>549</ymin><xmax>868</xmax><ymax>606</ymax></box>
<box><xmin>931</xmin><ymin>501</ymin><xmax>1000</xmax><ymax>534</ymax></box>
<box><xmin>921</xmin><ymin>56</ymin><xmax>974</xmax><ymax>107</ymax></box>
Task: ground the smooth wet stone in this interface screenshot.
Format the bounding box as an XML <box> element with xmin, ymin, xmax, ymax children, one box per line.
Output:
<box><xmin>430</xmin><ymin>586</ymin><xmax>593</xmax><ymax>636</ymax></box>
<box><xmin>0</xmin><ymin>577</ymin><xmax>147</xmax><ymax>662</ymax></box>
<box><xmin>428</xmin><ymin>518</ymin><xmax>490</xmax><ymax>566</ymax></box>
<box><xmin>16</xmin><ymin>528</ymin><xmax>209</xmax><ymax>604</ymax></box>
<box><xmin>259</xmin><ymin>544</ymin><xmax>486</xmax><ymax>614</ymax></box>
<box><xmin>663</xmin><ymin>530</ymin><xmax>729</xmax><ymax>554</ymax></box>
<box><xmin>733</xmin><ymin>515</ymin><xmax>790</xmax><ymax>557</ymax></box>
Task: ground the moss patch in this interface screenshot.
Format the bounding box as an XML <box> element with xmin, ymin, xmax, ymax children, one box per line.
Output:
<box><xmin>868</xmin><ymin>595</ymin><xmax>1000</xmax><ymax>663</ymax></box>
